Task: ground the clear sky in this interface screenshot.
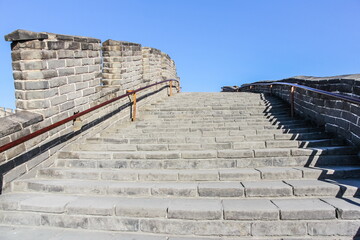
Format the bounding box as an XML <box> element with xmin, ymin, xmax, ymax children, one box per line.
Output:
<box><xmin>0</xmin><ymin>0</ymin><xmax>359</xmax><ymax>109</ymax></box>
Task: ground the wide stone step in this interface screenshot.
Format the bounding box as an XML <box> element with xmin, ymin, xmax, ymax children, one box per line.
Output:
<box><xmin>57</xmin><ymin>146</ymin><xmax>358</xmax><ymax>162</ymax></box>
<box><xmin>0</xmin><ymin>192</ymin><xmax>359</xmax><ymax>220</ymax></box>
<box><xmin>55</xmin><ymin>154</ymin><xmax>360</xmax><ymax>170</ymax></box>
<box><xmin>37</xmin><ymin>166</ymin><xmax>360</xmax><ymax>181</ymax></box>
<box><xmin>0</xmin><ymin>194</ymin><xmax>359</xmax><ymax>238</ymax></box>
<box><xmin>77</xmin><ymin>138</ymin><xmax>347</xmax><ymax>151</ymax></box>
<box><xmin>100</xmin><ymin>130</ymin><xmax>333</xmax><ymax>142</ymax></box>
<box><xmin>12</xmin><ymin>178</ymin><xmax>360</xmax><ymax>198</ymax></box>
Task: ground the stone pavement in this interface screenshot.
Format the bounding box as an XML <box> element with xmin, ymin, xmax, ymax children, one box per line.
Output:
<box><xmin>0</xmin><ymin>92</ymin><xmax>359</xmax><ymax>239</ymax></box>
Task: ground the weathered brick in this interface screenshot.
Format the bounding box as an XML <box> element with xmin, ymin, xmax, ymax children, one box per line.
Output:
<box><xmin>47</xmin><ymin>59</ymin><xmax>66</xmax><ymax>69</ymax></box>
<box><xmin>58</xmin><ymin>68</ymin><xmax>75</xmax><ymax>77</ymax></box>
<box><xmin>57</xmin><ymin>50</ymin><xmax>74</xmax><ymax>59</ymax></box>
<box><xmin>24</xmin><ymin>81</ymin><xmax>49</xmax><ymax>90</ymax></box>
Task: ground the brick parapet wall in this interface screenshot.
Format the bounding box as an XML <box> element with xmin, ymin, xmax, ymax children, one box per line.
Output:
<box><xmin>0</xmin><ymin>108</ymin><xmax>15</xmax><ymax>117</ymax></box>
<box><xmin>142</xmin><ymin>47</ymin><xmax>162</xmax><ymax>83</ymax></box>
<box><xmin>102</xmin><ymin>40</ymin><xmax>143</xmax><ymax>90</ymax></box>
<box><xmin>0</xmin><ymin>29</ymin><xmax>180</xmax><ymax>192</ymax></box>
<box><xmin>245</xmin><ymin>75</ymin><xmax>360</xmax><ymax>147</ymax></box>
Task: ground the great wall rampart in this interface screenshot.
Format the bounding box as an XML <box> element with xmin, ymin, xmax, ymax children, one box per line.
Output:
<box><xmin>0</xmin><ymin>29</ymin><xmax>179</xmax><ymax>190</ymax></box>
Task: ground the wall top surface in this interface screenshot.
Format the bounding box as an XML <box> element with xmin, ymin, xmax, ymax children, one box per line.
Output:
<box><xmin>5</xmin><ymin>29</ymin><xmax>100</xmax><ymax>43</ymax></box>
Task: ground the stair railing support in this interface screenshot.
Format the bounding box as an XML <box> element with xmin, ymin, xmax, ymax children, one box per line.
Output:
<box><xmin>169</xmin><ymin>80</ymin><xmax>173</xmax><ymax>96</ymax></box>
<box><xmin>126</xmin><ymin>90</ymin><xmax>137</xmax><ymax>121</ymax></box>
<box><xmin>290</xmin><ymin>86</ymin><xmax>295</xmax><ymax>118</ymax></box>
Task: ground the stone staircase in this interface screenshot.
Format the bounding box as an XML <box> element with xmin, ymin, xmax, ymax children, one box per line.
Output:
<box><xmin>0</xmin><ymin>92</ymin><xmax>359</xmax><ymax>239</ymax></box>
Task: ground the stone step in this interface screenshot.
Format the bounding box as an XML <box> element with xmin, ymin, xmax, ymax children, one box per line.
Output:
<box><xmin>57</xmin><ymin>146</ymin><xmax>358</xmax><ymax>162</ymax></box>
<box><xmin>12</xmin><ymin>178</ymin><xmax>360</xmax><ymax>198</ymax></box>
<box><xmin>77</xmin><ymin>138</ymin><xmax>347</xmax><ymax>151</ymax></box>
<box><xmin>0</xmin><ymin>193</ymin><xmax>359</xmax><ymax>225</ymax></box>
<box><xmin>101</xmin><ymin>130</ymin><xmax>332</xmax><ymax>141</ymax></box>
<box><xmin>55</xmin><ymin>155</ymin><xmax>360</xmax><ymax>170</ymax></box>
<box><xmin>37</xmin><ymin>166</ymin><xmax>360</xmax><ymax>182</ymax></box>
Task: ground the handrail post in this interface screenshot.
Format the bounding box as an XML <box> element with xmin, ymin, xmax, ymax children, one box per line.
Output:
<box><xmin>126</xmin><ymin>90</ymin><xmax>137</xmax><ymax>121</ymax></box>
<box><xmin>169</xmin><ymin>80</ymin><xmax>173</xmax><ymax>96</ymax></box>
<box><xmin>176</xmin><ymin>81</ymin><xmax>180</xmax><ymax>93</ymax></box>
<box><xmin>290</xmin><ymin>86</ymin><xmax>295</xmax><ymax>118</ymax></box>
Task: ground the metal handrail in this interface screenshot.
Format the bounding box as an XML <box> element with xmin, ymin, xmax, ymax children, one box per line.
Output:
<box><xmin>0</xmin><ymin>79</ymin><xmax>180</xmax><ymax>153</ymax></box>
<box><xmin>240</xmin><ymin>81</ymin><xmax>360</xmax><ymax>118</ymax></box>
<box><xmin>240</xmin><ymin>82</ymin><xmax>360</xmax><ymax>105</ymax></box>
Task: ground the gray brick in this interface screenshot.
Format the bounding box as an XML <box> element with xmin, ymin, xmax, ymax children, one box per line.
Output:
<box><xmin>168</xmin><ymin>199</ymin><xmax>222</xmax><ymax>220</ymax></box>
<box><xmin>242</xmin><ymin>180</ymin><xmax>293</xmax><ymax>197</ymax></box>
<box><xmin>223</xmin><ymin>199</ymin><xmax>279</xmax><ymax>220</ymax></box>
<box><xmin>66</xmin><ymin>197</ymin><xmax>116</xmax><ymax>216</ymax></box>
<box><xmin>115</xmin><ymin>198</ymin><xmax>168</xmax><ymax>218</ymax></box>
<box><xmin>88</xmin><ymin>216</ymin><xmax>139</xmax><ymax>231</ymax></box>
<box><xmin>285</xmin><ymin>180</ymin><xmax>341</xmax><ymax>196</ymax></box>
<box><xmin>255</xmin><ymin>149</ymin><xmax>290</xmax><ymax>157</ymax></box>
<box><xmin>47</xmin><ymin>59</ymin><xmax>66</xmax><ymax>69</ymax></box>
<box><xmin>20</xmin><ymin>195</ymin><xmax>77</xmax><ymax>213</ymax></box>
<box><xmin>272</xmin><ymin>198</ymin><xmax>335</xmax><ymax>220</ymax></box>
<box><xmin>58</xmin><ymin>68</ymin><xmax>75</xmax><ymax>77</ymax></box>
<box><xmin>151</xmin><ymin>183</ymin><xmax>197</xmax><ymax>197</ymax></box>
<box><xmin>217</xmin><ymin>150</ymin><xmax>254</xmax><ymax>158</ymax></box>
<box><xmin>256</xmin><ymin>167</ymin><xmax>302</xmax><ymax>180</ymax></box>
<box><xmin>198</xmin><ymin>182</ymin><xmax>244</xmax><ymax>197</ymax></box>
<box><xmin>194</xmin><ymin>221</ymin><xmax>250</xmax><ymax>236</ymax></box>
<box><xmin>321</xmin><ymin>197</ymin><xmax>360</xmax><ymax>219</ymax></box>
<box><xmin>252</xmin><ymin>221</ymin><xmax>307</xmax><ymax>236</ymax></box>
<box><xmin>219</xmin><ymin>169</ymin><xmax>260</xmax><ymax>181</ymax></box>
<box><xmin>308</xmin><ymin>221</ymin><xmax>360</xmax><ymax>236</ymax></box>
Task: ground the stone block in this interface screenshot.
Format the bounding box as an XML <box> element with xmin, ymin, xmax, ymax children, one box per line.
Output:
<box><xmin>219</xmin><ymin>168</ymin><xmax>260</xmax><ymax>181</ymax></box>
<box><xmin>58</xmin><ymin>68</ymin><xmax>75</xmax><ymax>77</ymax></box>
<box><xmin>88</xmin><ymin>216</ymin><xmax>138</xmax><ymax>231</ymax></box>
<box><xmin>242</xmin><ymin>180</ymin><xmax>293</xmax><ymax>197</ymax></box>
<box><xmin>5</xmin><ymin>29</ymin><xmax>48</xmax><ymax>41</ymax></box>
<box><xmin>107</xmin><ymin>182</ymin><xmax>150</xmax><ymax>196</ymax></box>
<box><xmin>194</xmin><ymin>221</ymin><xmax>251</xmax><ymax>236</ymax></box>
<box><xmin>233</xmin><ymin>141</ymin><xmax>266</xmax><ymax>149</ymax></box>
<box><xmin>115</xmin><ymin>198</ymin><xmax>168</xmax><ymax>218</ymax></box>
<box><xmin>285</xmin><ymin>180</ymin><xmax>341</xmax><ymax>196</ymax></box>
<box><xmin>217</xmin><ymin>150</ymin><xmax>254</xmax><ymax>158</ymax></box>
<box><xmin>59</xmin><ymin>85</ymin><xmax>76</xmax><ymax>96</ymax></box>
<box><xmin>178</xmin><ymin>170</ymin><xmax>218</xmax><ymax>181</ymax></box>
<box><xmin>272</xmin><ymin>198</ymin><xmax>335</xmax><ymax>220</ymax></box>
<box><xmin>252</xmin><ymin>221</ymin><xmax>307</xmax><ymax>236</ymax></box>
<box><xmin>24</xmin><ymin>81</ymin><xmax>49</xmax><ymax>90</ymax></box>
<box><xmin>145</xmin><ymin>152</ymin><xmax>180</xmax><ymax>159</ymax></box>
<box><xmin>256</xmin><ymin>167</ymin><xmax>303</xmax><ymax>180</ymax></box>
<box><xmin>181</xmin><ymin>150</ymin><xmax>217</xmax><ymax>159</ymax></box>
<box><xmin>223</xmin><ymin>199</ymin><xmax>279</xmax><ymax>220</ymax></box>
<box><xmin>0</xmin><ymin>117</ymin><xmax>22</xmax><ymax>138</ymax></box>
<box><xmin>151</xmin><ymin>183</ymin><xmax>197</xmax><ymax>197</ymax></box>
<box><xmin>254</xmin><ymin>149</ymin><xmax>290</xmax><ymax>157</ymax></box>
<box><xmin>47</xmin><ymin>41</ymin><xmax>65</xmax><ymax>50</ymax></box>
<box><xmin>168</xmin><ymin>199</ymin><xmax>222</xmax><ymax>220</ymax></box>
<box><xmin>321</xmin><ymin>197</ymin><xmax>360</xmax><ymax>219</ymax></box>
<box><xmin>20</xmin><ymin>195</ymin><xmax>77</xmax><ymax>213</ymax></box>
<box><xmin>198</xmin><ymin>182</ymin><xmax>244</xmax><ymax>197</ymax></box>
<box><xmin>66</xmin><ymin>197</ymin><xmax>116</xmax><ymax>216</ymax></box>
<box><xmin>47</xmin><ymin>59</ymin><xmax>66</xmax><ymax>69</ymax></box>
<box><xmin>0</xmin><ymin>211</ymin><xmax>41</xmax><ymax>226</ymax></box>
<box><xmin>308</xmin><ymin>220</ymin><xmax>360</xmax><ymax>236</ymax></box>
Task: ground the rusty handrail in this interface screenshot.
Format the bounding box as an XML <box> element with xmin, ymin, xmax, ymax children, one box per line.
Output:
<box><xmin>0</xmin><ymin>79</ymin><xmax>179</xmax><ymax>153</ymax></box>
<box><xmin>240</xmin><ymin>82</ymin><xmax>360</xmax><ymax>105</ymax></box>
<box><xmin>240</xmin><ymin>81</ymin><xmax>360</xmax><ymax>117</ymax></box>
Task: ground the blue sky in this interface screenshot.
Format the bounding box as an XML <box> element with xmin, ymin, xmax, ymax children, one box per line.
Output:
<box><xmin>0</xmin><ymin>0</ymin><xmax>359</xmax><ymax>109</ymax></box>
